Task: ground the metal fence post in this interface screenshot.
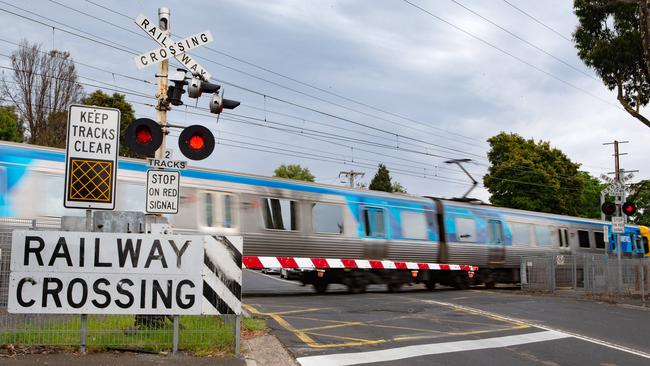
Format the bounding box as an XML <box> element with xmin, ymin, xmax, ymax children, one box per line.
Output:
<box><xmin>235</xmin><ymin>315</ymin><xmax>241</xmax><ymax>355</ymax></box>
<box><xmin>173</xmin><ymin>315</ymin><xmax>179</xmax><ymax>354</ymax></box>
<box><xmin>549</xmin><ymin>256</ymin><xmax>556</xmax><ymax>294</ymax></box>
<box><xmin>572</xmin><ymin>255</ymin><xmax>577</xmax><ymax>290</ymax></box>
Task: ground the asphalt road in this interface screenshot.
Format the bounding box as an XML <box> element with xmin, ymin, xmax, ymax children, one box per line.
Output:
<box><xmin>243</xmin><ymin>269</ymin><xmax>650</xmax><ymax>366</ymax></box>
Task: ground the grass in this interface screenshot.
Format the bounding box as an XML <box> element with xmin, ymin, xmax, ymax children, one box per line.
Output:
<box><xmin>0</xmin><ymin>315</ymin><xmax>234</xmax><ymax>354</ymax></box>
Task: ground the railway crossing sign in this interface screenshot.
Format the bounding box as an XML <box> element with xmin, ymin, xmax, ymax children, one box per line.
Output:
<box><xmin>147</xmin><ymin>149</ymin><xmax>187</xmax><ymax>170</ymax></box>
<box><xmin>64</xmin><ymin>104</ymin><xmax>120</xmax><ymax>210</ymax></box>
<box><xmin>134</xmin><ymin>14</ymin><xmax>212</xmax><ymax>80</ymax></box>
<box><xmin>146</xmin><ymin>169</ymin><xmax>180</xmax><ymax>214</ymax></box>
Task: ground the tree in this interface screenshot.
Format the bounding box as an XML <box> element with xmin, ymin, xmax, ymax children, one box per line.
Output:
<box><xmin>369</xmin><ymin>164</ymin><xmax>393</xmax><ymax>192</ymax></box>
<box><xmin>391</xmin><ymin>182</ymin><xmax>407</xmax><ymax>194</ymax></box>
<box><xmin>0</xmin><ymin>106</ymin><xmax>22</xmax><ymax>142</ymax></box>
<box><xmin>577</xmin><ymin>171</ymin><xmax>607</xmax><ymax>219</ymax></box>
<box><xmin>573</xmin><ymin>0</ymin><xmax>650</xmax><ymax>127</ymax></box>
<box><xmin>483</xmin><ymin>133</ymin><xmax>584</xmax><ymax>216</ymax></box>
<box><xmin>627</xmin><ymin>179</ymin><xmax>650</xmax><ymax>224</ymax></box>
<box><xmin>273</xmin><ymin>164</ymin><xmax>315</xmax><ymax>182</ymax></box>
<box><xmin>1</xmin><ymin>40</ymin><xmax>83</xmax><ymax>146</ymax></box>
<box><xmin>82</xmin><ymin>90</ymin><xmax>136</xmax><ymax>157</ymax></box>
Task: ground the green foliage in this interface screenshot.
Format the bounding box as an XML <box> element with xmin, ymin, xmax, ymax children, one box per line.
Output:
<box><xmin>577</xmin><ymin>171</ymin><xmax>607</xmax><ymax>219</ymax></box>
<box><xmin>369</xmin><ymin>164</ymin><xmax>393</xmax><ymax>192</ymax></box>
<box><xmin>273</xmin><ymin>164</ymin><xmax>315</xmax><ymax>182</ymax></box>
<box><xmin>573</xmin><ymin>0</ymin><xmax>650</xmax><ymax>125</ymax></box>
<box><xmin>483</xmin><ymin>132</ymin><xmax>584</xmax><ymax>216</ymax></box>
<box><xmin>0</xmin><ymin>106</ymin><xmax>22</xmax><ymax>142</ymax></box>
<box><xmin>391</xmin><ymin>181</ymin><xmax>407</xmax><ymax>193</ymax></box>
<box><xmin>82</xmin><ymin>90</ymin><xmax>136</xmax><ymax>157</ymax></box>
<box><xmin>627</xmin><ymin>180</ymin><xmax>650</xmax><ymax>225</ymax></box>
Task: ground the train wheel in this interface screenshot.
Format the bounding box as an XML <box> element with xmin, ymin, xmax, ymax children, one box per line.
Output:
<box><xmin>313</xmin><ymin>282</ymin><xmax>328</xmax><ymax>294</ymax></box>
<box><xmin>387</xmin><ymin>282</ymin><xmax>402</xmax><ymax>293</ymax></box>
<box><xmin>484</xmin><ymin>281</ymin><xmax>496</xmax><ymax>289</ymax></box>
<box><xmin>348</xmin><ymin>281</ymin><xmax>367</xmax><ymax>294</ymax></box>
<box><xmin>453</xmin><ymin>275</ymin><xmax>470</xmax><ymax>290</ymax></box>
<box><xmin>425</xmin><ymin>281</ymin><xmax>436</xmax><ymax>290</ymax></box>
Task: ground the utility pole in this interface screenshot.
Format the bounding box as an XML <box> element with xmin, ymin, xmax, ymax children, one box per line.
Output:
<box><xmin>339</xmin><ymin>170</ymin><xmax>364</xmax><ymax>188</ymax></box>
<box><xmin>155</xmin><ymin>7</ymin><xmax>171</xmax><ymax>159</ymax></box>
<box><xmin>603</xmin><ymin>140</ymin><xmax>637</xmax><ymax>291</ymax></box>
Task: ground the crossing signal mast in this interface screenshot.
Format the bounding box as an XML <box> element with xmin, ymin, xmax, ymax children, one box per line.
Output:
<box><xmin>127</xmin><ymin>9</ymin><xmax>240</xmax><ymax>161</ymax></box>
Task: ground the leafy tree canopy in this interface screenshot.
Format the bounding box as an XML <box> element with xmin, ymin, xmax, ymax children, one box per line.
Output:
<box><xmin>577</xmin><ymin>171</ymin><xmax>607</xmax><ymax>219</ymax></box>
<box><xmin>82</xmin><ymin>90</ymin><xmax>136</xmax><ymax>157</ymax></box>
<box><xmin>0</xmin><ymin>106</ymin><xmax>22</xmax><ymax>142</ymax></box>
<box><xmin>368</xmin><ymin>163</ymin><xmax>406</xmax><ymax>193</ymax></box>
<box><xmin>573</xmin><ymin>0</ymin><xmax>650</xmax><ymax>127</ymax></box>
<box><xmin>483</xmin><ymin>132</ymin><xmax>586</xmax><ymax>216</ymax></box>
<box><xmin>273</xmin><ymin>164</ymin><xmax>315</xmax><ymax>182</ymax></box>
<box><xmin>627</xmin><ymin>179</ymin><xmax>650</xmax><ymax>225</ymax></box>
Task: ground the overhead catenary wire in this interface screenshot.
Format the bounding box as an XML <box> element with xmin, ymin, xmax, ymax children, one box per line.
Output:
<box><xmin>0</xmin><ymin>4</ymin><xmax>489</xmax><ymax>160</ymax></box>
<box><xmin>81</xmin><ymin>0</ymin><xmax>488</xmax><ymax>146</ymax></box>
<box><xmin>501</xmin><ymin>0</ymin><xmax>573</xmax><ymax>43</ymax></box>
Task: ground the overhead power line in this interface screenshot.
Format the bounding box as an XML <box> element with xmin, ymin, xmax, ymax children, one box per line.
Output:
<box><xmin>501</xmin><ymin>0</ymin><xmax>573</xmax><ymax>43</ymax></box>
<box><xmin>82</xmin><ymin>0</ymin><xmax>487</xmax><ymax>146</ymax></box>
<box><xmin>401</xmin><ymin>0</ymin><xmax>621</xmax><ymax>110</ymax></box>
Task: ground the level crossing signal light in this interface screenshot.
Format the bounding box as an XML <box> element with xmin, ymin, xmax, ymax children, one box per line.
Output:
<box><xmin>210</xmin><ymin>90</ymin><xmax>240</xmax><ymax>114</ymax></box>
<box><xmin>125</xmin><ymin>118</ymin><xmax>163</xmax><ymax>155</ymax></box>
<box><xmin>600</xmin><ymin>201</ymin><xmax>637</xmax><ymax>216</ymax></box>
<box><xmin>622</xmin><ymin>201</ymin><xmax>637</xmax><ymax>216</ymax></box>
<box><xmin>178</xmin><ymin>125</ymin><xmax>215</xmax><ymax>160</ymax></box>
<box><xmin>125</xmin><ymin>119</ymin><xmax>216</xmax><ymax>161</ymax></box>
<box><xmin>601</xmin><ymin>202</ymin><xmax>616</xmax><ymax>216</ymax></box>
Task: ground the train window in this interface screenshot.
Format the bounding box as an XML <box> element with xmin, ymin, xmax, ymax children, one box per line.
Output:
<box><xmin>400</xmin><ymin>211</ymin><xmax>427</xmax><ymax>240</ymax></box>
<box><xmin>223</xmin><ymin>195</ymin><xmax>234</xmax><ymax>228</ymax></box>
<box><xmin>643</xmin><ymin>237</ymin><xmax>649</xmax><ymax>255</ymax></box>
<box><xmin>487</xmin><ymin>220</ymin><xmax>504</xmax><ymax>244</ymax></box>
<box><xmin>594</xmin><ymin>231</ymin><xmax>606</xmax><ymax>249</ymax></box>
<box><xmin>558</xmin><ymin>228</ymin><xmax>569</xmax><ymax>247</ymax></box>
<box><xmin>510</xmin><ymin>222</ymin><xmax>532</xmax><ymax>246</ymax></box>
<box><xmin>201</xmin><ymin>192</ymin><xmax>237</xmax><ymax>229</ymax></box>
<box><xmin>362</xmin><ymin>207</ymin><xmax>386</xmax><ymax>238</ymax></box>
<box><xmin>455</xmin><ymin>217</ymin><xmax>477</xmax><ymax>242</ymax></box>
<box><xmin>262</xmin><ymin>198</ymin><xmax>298</xmax><ymax>231</ymax></box>
<box><xmin>312</xmin><ymin>203</ymin><xmax>344</xmax><ymax>234</ymax></box>
<box><xmin>205</xmin><ymin>193</ymin><xmax>214</xmax><ymax>227</ymax></box>
<box><xmin>535</xmin><ymin>226</ymin><xmax>552</xmax><ymax>246</ymax></box>
<box><xmin>578</xmin><ymin>230</ymin><xmax>591</xmax><ymax>248</ymax></box>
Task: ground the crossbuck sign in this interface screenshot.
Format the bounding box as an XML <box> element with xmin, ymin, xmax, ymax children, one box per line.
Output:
<box><xmin>134</xmin><ymin>14</ymin><xmax>213</xmax><ymax>80</ymax></box>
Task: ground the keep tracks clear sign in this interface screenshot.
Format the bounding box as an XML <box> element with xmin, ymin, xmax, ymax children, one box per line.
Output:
<box><xmin>64</xmin><ymin>104</ymin><xmax>120</xmax><ymax>210</ymax></box>
<box><xmin>8</xmin><ymin>231</ymin><xmax>243</xmax><ymax>315</ymax></box>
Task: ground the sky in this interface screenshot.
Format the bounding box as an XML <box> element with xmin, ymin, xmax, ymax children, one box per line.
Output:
<box><xmin>1</xmin><ymin>0</ymin><xmax>649</xmax><ymax>201</ymax></box>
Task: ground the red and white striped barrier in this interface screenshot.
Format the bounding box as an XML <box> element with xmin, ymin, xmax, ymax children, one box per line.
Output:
<box><xmin>242</xmin><ymin>256</ymin><xmax>478</xmax><ymax>271</ymax></box>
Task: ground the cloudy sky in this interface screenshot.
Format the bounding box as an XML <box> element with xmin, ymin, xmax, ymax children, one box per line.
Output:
<box><xmin>1</xmin><ymin>0</ymin><xmax>648</xmax><ymax>200</ymax></box>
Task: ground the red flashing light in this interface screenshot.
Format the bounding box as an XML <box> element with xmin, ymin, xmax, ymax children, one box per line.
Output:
<box><xmin>188</xmin><ymin>133</ymin><xmax>205</xmax><ymax>151</ymax></box>
<box><xmin>135</xmin><ymin>125</ymin><xmax>153</xmax><ymax>145</ymax></box>
<box><xmin>622</xmin><ymin>202</ymin><xmax>637</xmax><ymax>216</ymax></box>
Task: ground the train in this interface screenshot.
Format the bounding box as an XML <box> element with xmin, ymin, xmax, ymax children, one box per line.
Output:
<box><xmin>1</xmin><ymin>141</ymin><xmax>648</xmax><ymax>293</ymax></box>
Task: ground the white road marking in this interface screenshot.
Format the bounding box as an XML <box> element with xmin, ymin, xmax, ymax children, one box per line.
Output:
<box><xmin>296</xmin><ymin>330</ymin><xmax>569</xmax><ymax>366</ymax></box>
<box><xmin>425</xmin><ymin>300</ymin><xmax>650</xmax><ymax>360</ymax></box>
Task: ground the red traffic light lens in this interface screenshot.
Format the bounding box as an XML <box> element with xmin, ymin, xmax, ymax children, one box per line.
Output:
<box><xmin>135</xmin><ymin>125</ymin><xmax>153</xmax><ymax>145</ymax></box>
<box><xmin>622</xmin><ymin>202</ymin><xmax>636</xmax><ymax>215</ymax></box>
<box><xmin>601</xmin><ymin>202</ymin><xmax>616</xmax><ymax>216</ymax></box>
<box><xmin>188</xmin><ymin>133</ymin><xmax>205</xmax><ymax>151</ymax></box>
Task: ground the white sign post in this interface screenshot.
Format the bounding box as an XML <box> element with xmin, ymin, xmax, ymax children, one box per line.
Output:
<box><xmin>146</xmin><ymin>170</ymin><xmax>180</xmax><ymax>214</ymax></box>
<box><xmin>64</xmin><ymin>104</ymin><xmax>120</xmax><ymax>210</ymax></box>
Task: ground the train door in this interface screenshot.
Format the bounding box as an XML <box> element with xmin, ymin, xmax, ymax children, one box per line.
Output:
<box><xmin>487</xmin><ymin>219</ymin><xmax>505</xmax><ymax>265</ymax></box>
<box><xmin>641</xmin><ymin>226</ymin><xmax>650</xmax><ymax>257</ymax></box>
<box><xmin>558</xmin><ymin>227</ymin><xmax>570</xmax><ymax>253</ymax></box>
<box><xmin>361</xmin><ymin>206</ymin><xmax>388</xmax><ymax>259</ymax></box>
